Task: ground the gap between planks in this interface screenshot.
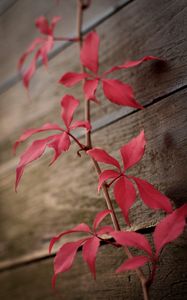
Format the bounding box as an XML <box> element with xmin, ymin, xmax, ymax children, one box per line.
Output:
<box><xmin>0</xmin><ymin>0</ymin><xmax>134</xmax><ymax>96</ymax></box>
<box><xmin>0</xmin><ymin>85</ymin><xmax>187</xmax><ymax>273</ymax></box>
<box><xmin>0</xmin><ymin>225</ymin><xmax>155</xmax><ymax>273</ymax></box>
<box><xmin>0</xmin><ymin>84</ymin><xmax>186</xmax><ymax>176</ymax></box>
<box><xmin>0</xmin><ymin>85</ymin><xmax>186</xmax><ymax>272</ymax></box>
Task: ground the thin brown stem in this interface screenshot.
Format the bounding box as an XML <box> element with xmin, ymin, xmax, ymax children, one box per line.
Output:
<box><xmin>67</xmin><ymin>132</ymin><xmax>85</xmax><ymax>150</ymax></box>
<box><xmin>75</xmin><ymin>1</ymin><xmax>149</xmax><ymax>299</ymax></box>
<box><xmin>76</xmin><ymin>0</ymin><xmax>92</xmax><ymax>148</ymax></box>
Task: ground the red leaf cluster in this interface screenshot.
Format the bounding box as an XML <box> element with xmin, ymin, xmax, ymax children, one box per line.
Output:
<box><xmin>49</xmin><ymin>210</ymin><xmax>114</xmax><ymax>287</ymax></box>
<box><xmin>88</xmin><ymin>131</ymin><xmax>173</xmax><ymax>224</ymax></box>
<box><xmin>14</xmin><ymin>95</ymin><xmax>91</xmax><ymax>191</ymax></box>
<box><xmin>18</xmin><ymin>16</ymin><xmax>61</xmax><ymax>89</ymax></box>
<box><xmin>111</xmin><ymin>204</ymin><xmax>187</xmax><ymax>276</ymax></box>
<box><xmin>59</xmin><ymin>31</ymin><xmax>160</xmax><ymax>108</ymax></box>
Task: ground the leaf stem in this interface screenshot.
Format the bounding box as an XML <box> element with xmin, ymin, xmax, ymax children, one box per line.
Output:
<box><xmin>67</xmin><ymin>132</ymin><xmax>85</xmax><ymax>150</ymax></box>
<box><xmin>76</xmin><ymin>1</ymin><xmax>149</xmax><ymax>299</ymax></box>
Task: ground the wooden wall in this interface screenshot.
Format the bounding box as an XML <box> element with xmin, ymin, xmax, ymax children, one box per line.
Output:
<box><xmin>0</xmin><ymin>0</ymin><xmax>187</xmax><ymax>299</ymax></box>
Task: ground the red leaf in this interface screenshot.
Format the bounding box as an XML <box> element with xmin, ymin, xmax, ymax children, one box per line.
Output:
<box><xmin>15</xmin><ymin>137</ymin><xmax>52</xmax><ymax>191</ymax></box>
<box><xmin>83</xmin><ymin>79</ymin><xmax>99</xmax><ymax>102</ymax></box>
<box><xmin>132</xmin><ymin>177</ymin><xmax>173</xmax><ymax>213</ymax></box>
<box><xmin>54</xmin><ymin>239</ymin><xmax>86</xmax><ymax>280</ymax></box>
<box><xmin>39</xmin><ymin>36</ymin><xmax>54</xmax><ymax>67</ymax></box>
<box><xmin>102</xmin><ymin>79</ymin><xmax>143</xmax><ymax>109</ymax></box>
<box><xmin>50</xmin><ymin>16</ymin><xmax>61</xmax><ymax>33</ymax></box>
<box><xmin>104</xmin><ymin>56</ymin><xmax>160</xmax><ymax>75</ymax></box>
<box><xmin>80</xmin><ymin>31</ymin><xmax>99</xmax><ymax>74</ymax></box>
<box><xmin>48</xmin><ymin>132</ymin><xmax>71</xmax><ymax>165</ymax></box>
<box><xmin>70</xmin><ymin>120</ymin><xmax>91</xmax><ymax>132</ymax></box>
<box><xmin>49</xmin><ymin>223</ymin><xmax>91</xmax><ymax>253</ymax></box>
<box><xmin>14</xmin><ymin>123</ymin><xmax>63</xmax><ymax>153</ymax></box>
<box><xmin>116</xmin><ymin>256</ymin><xmax>150</xmax><ymax>273</ymax></box>
<box><xmin>153</xmin><ymin>204</ymin><xmax>187</xmax><ymax>256</ymax></box>
<box><xmin>93</xmin><ymin>210</ymin><xmax>112</xmax><ymax>231</ymax></box>
<box><xmin>59</xmin><ymin>72</ymin><xmax>89</xmax><ymax>87</ymax></box>
<box><xmin>114</xmin><ymin>176</ymin><xmax>136</xmax><ymax>225</ymax></box>
<box><xmin>111</xmin><ymin>231</ymin><xmax>152</xmax><ymax>256</ymax></box>
<box><xmin>87</xmin><ymin>148</ymin><xmax>120</xmax><ymax>170</ymax></box>
<box><xmin>51</xmin><ymin>274</ymin><xmax>57</xmax><ymax>289</ymax></box>
<box><xmin>23</xmin><ymin>50</ymin><xmax>41</xmax><ymax>89</ymax></box>
<box><xmin>82</xmin><ymin>237</ymin><xmax>100</xmax><ymax>279</ymax></box>
<box><xmin>18</xmin><ymin>38</ymin><xmax>42</xmax><ymax>71</ymax></box>
<box><xmin>19</xmin><ymin>15</ymin><xmax>60</xmax><ymax>89</ymax></box>
<box><xmin>61</xmin><ymin>95</ymin><xmax>79</xmax><ymax>128</ymax></box>
<box><xmin>35</xmin><ymin>16</ymin><xmax>51</xmax><ymax>35</ymax></box>
<box><xmin>120</xmin><ymin>130</ymin><xmax>146</xmax><ymax>170</ymax></box>
<box><xmin>98</xmin><ymin>170</ymin><xmax>120</xmax><ymax>192</ymax></box>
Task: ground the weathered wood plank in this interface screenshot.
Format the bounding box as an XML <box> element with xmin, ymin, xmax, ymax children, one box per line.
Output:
<box><xmin>0</xmin><ymin>88</ymin><xmax>186</xmax><ymax>262</ymax></box>
<box><xmin>0</xmin><ymin>233</ymin><xmax>186</xmax><ymax>300</ymax></box>
<box><xmin>0</xmin><ymin>0</ymin><xmax>122</xmax><ymax>83</ymax></box>
<box><xmin>0</xmin><ymin>0</ymin><xmax>186</xmax><ymax>153</ymax></box>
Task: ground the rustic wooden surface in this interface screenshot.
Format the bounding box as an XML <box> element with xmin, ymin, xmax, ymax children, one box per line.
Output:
<box><xmin>0</xmin><ymin>0</ymin><xmax>187</xmax><ymax>299</ymax></box>
<box><xmin>1</xmin><ymin>88</ymin><xmax>187</xmax><ymax>263</ymax></box>
<box><xmin>0</xmin><ymin>233</ymin><xmax>186</xmax><ymax>300</ymax></box>
<box><xmin>0</xmin><ymin>0</ymin><xmax>186</xmax><ymax>146</ymax></box>
<box><xmin>0</xmin><ymin>0</ymin><xmax>124</xmax><ymax>83</ymax></box>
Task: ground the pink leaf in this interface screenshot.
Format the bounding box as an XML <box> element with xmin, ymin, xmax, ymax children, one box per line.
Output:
<box><xmin>35</xmin><ymin>16</ymin><xmax>51</xmax><ymax>35</ymax></box>
<box><xmin>114</xmin><ymin>176</ymin><xmax>136</xmax><ymax>225</ymax></box>
<box><xmin>104</xmin><ymin>56</ymin><xmax>161</xmax><ymax>75</ymax></box>
<box><xmin>98</xmin><ymin>170</ymin><xmax>120</xmax><ymax>192</ymax></box>
<box><xmin>48</xmin><ymin>132</ymin><xmax>71</xmax><ymax>165</ymax></box>
<box><xmin>22</xmin><ymin>49</ymin><xmax>41</xmax><ymax>89</ymax></box>
<box><xmin>132</xmin><ymin>177</ymin><xmax>173</xmax><ymax>213</ymax></box>
<box><xmin>14</xmin><ymin>123</ymin><xmax>63</xmax><ymax>153</ymax></box>
<box><xmin>18</xmin><ymin>38</ymin><xmax>43</xmax><ymax>71</ymax></box>
<box><xmin>96</xmin><ymin>225</ymin><xmax>114</xmax><ymax>235</ymax></box>
<box><xmin>49</xmin><ymin>223</ymin><xmax>91</xmax><ymax>253</ymax></box>
<box><xmin>54</xmin><ymin>239</ymin><xmax>86</xmax><ymax>280</ymax></box>
<box><xmin>51</xmin><ymin>274</ymin><xmax>57</xmax><ymax>289</ymax></box>
<box><xmin>111</xmin><ymin>231</ymin><xmax>152</xmax><ymax>256</ymax></box>
<box><xmin>116</xmin><ymin>256</ymin><xmax>150</xmax><ymax>273</ymax></box>
<box><xmin>61</xmin><ymin>95</ymin><xmax>79</xmax><ymax>128</ymax></box>
<box><xmin>87</xmin><ymin>148</ymin><xmax>120</xmax><ymax>170</ymax></box>
<box><xmin>39</xmin><ymin>36</ymin><xmax>54</xmax><ymax>67</ymax></box>
<box><xmin>80</xmin><ymin>31</ymin><xmax>99</xmax><ymax>74</ymax></box>
<box><xmin>93</xmin><ymin>210</ymin><xmax>112</xmax><ymax>231</ymax></box>
<box><xmin>82</xmin><ymin>236</ymin><xmax>100</xmax><ymax>279</ymax></box>
<box><xmin>59</xmin><ymin>72</ymin><xmax>89</xmax><ymax>87</ymax></box>
<box><xmin>50</xmin><ymin>16</ymin><xmax>61</xmax><ymax>33</ymax></box>
<box><xmin>153</xmin><ymin>204</ymin><xmax>187</xmax><ymax>256</ymax></box>
<box><xmin>102</xmin><ymin>79</ymin><xmax>143</xmax><ymax>109</ymax></box>
<box><xmin>70</xmin><ymin>120</ymin><xmax>91</xmax><ymax>132</ymax></box>
<box><xmin>120</xmin><ymin>130</ymin><xmax>146</xmax><ymax>170</ymax></box>
<box><xmin>83</xmin><ymin>79</ymin><xmax>99</xmax><ymax>102</ymax></box>
<box><xmin>15</xmin><ymin>137</ymin><xmax>52</xmax><ymax>191</ymax></box>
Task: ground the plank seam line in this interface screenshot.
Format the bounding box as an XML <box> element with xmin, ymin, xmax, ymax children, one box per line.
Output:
<box><xmin>0</xmin><ymin>226</ymin><xmax>155</xmax><ymax>273</ymax></box>
<box><xmin>91</xmin><ymin>84</ymin><xmax>187</xmax><ymax>134</ymax></box>
<box><xmin>0</xmin><ymin>84</ymin><xmax>186</xmax><ymax>175</ymax></box>
<box><xmin>0</xmin><ymin>0</ymin><xmax>134</xmax><ymax>96</ymax></box>
<box><xmin>0</xmin><ymin>0</ymin><xmax>18</xmax><ymax>17</ymax></box>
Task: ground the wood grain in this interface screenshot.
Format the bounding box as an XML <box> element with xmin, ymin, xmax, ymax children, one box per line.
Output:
<box><xmin>0</xmin><ymin>233</ymin><xmax>186</xmax><ymax>300</ymax></box>
<box><xmin>0</xmin><ymin>0</ymin><xmax>122</xmax><ymax>83</ymax></box>
<box><xmin>0</xmin><ymin>88</ymin><xmax>186</xmax><ymax>263</ymax></box>
<box><xmin>0</xmin><ymin>0</ymin><xmax>186</xmax><ymax>152</ymax></box>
